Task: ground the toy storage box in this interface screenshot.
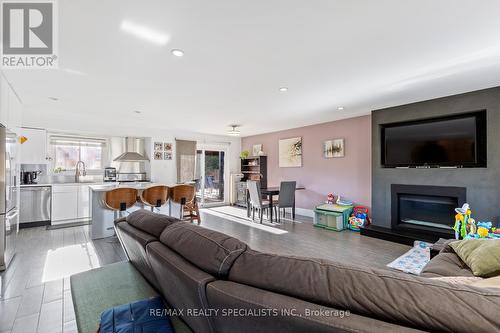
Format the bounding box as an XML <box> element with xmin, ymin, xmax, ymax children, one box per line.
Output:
<box><xmin>314</xmin><ymin>209</ymin><xmax>344</xmax><ymax>231</ymax></box>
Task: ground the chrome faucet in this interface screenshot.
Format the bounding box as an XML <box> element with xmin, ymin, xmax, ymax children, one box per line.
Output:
<box><xmin>75</xmin><ymin>160</ymin><xmax>86</xmax><ymax>183</ymax></box>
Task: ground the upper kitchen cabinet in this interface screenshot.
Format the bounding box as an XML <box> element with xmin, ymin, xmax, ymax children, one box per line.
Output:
<box><xmin>18</xmin><ymin>127</ymin><xmax>49</xmax><ymax>164</ymax></box>
<box><xmin>0</xmin><ymin>73</ymin><xmax>23</xmax><ymax>130</ymax></box>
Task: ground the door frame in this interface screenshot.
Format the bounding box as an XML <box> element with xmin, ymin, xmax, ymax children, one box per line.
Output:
<box><xmin>196</xmin><ymin>143</ymin><xmax>229</xmax><ymax>207</ymax></box>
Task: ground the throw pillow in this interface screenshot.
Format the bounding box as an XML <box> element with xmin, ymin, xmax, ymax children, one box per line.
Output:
<box><xmin>449</xmin><ymin>239</ymin><xmax>500</xmax><ymax>277</ymax></box>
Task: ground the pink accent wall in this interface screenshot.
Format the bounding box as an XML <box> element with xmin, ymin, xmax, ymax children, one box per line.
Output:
<box><xmin>242</xmin><ymin>115</ymin><xmax>372</xmax><ymax>211</ymax></box>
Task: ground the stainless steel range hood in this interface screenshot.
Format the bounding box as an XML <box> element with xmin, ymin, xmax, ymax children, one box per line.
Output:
<box><xmin>113</xmin><ymin>137</ymin><xmax>149</xmax><ymax>162</ymax></box>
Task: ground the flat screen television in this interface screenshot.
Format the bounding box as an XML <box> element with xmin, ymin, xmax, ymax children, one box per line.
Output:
<box><xmin>381</xmin><ymin>110</ymin><xmax>487</xmax><ymax>168</ymax></box>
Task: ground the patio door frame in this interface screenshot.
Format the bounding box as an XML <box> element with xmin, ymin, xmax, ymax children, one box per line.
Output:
<box><xmin>196</xmin><ymin>143</ymin><xmax>229</xmax><ymax>207</ymax></box>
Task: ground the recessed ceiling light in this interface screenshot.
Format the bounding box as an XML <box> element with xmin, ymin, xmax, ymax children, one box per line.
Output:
<box><xmin>227</xmin><ymin>125</ymin><xmax>241</xmax><ymax>136</ymax></box>
<box><xmin>279</xmin><ymin>87</ymin><xmax>288</xmax><ymax>92</ymax></box>
<box><xmin>48</xmin><ymin>97</ymin><xmax>59</xmax><ymax>101</ymax></box>
<box><xmin>337</xmin><ymin>106</ymin><xmax>345</xmax><ymax>111</ymax></box>
<box><xmin>171</xmin><ymin>49</ymin><xmax>184</xmax><ymax>57</ymax></box>
<box><xmin>120</xmin><ymin>20</ymin><xmax>169</xmax><ymax>45</ymax></box>
<box><xmin>133</xmin><ymin>110</ymin><xmax>142</xmax><ymax>114</ymax></box>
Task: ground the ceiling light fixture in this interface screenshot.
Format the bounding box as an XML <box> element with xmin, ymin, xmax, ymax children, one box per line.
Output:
<box><xmin>120</xmin><ymin>20</ymin><xmax>169</xmax><ymax>45</ymax></box>
<box><xmin>227</xmin><ymin>125</ymin><xmax>241</xmax><ymax>136</ymax></box>
<box><xmin>279</xmin><ymin>87</ymin><xmax>288</xmax><ymax>92</ymax></box>
<box><xmin>337</xmin><ymin>106</ymin><xmax>345</xmax><ymax>111</ymax></box>
<box><xmin>133</xmin><ymin>110</ymin><xmax>142</xmax><ymax>114</ymax></box>
<box><xmin>171</xmin><ymin>49</ymin><xmax>184</xmax><ymax>57</ymax></box>
<box><xmin>48</xmin><ymin>97</ymin><xmax>59</xmax><ymax>101</ymax></box>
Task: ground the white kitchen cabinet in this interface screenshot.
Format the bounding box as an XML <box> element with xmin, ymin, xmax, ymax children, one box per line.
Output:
<box><xmin>18</xmin><ymin>127</ymin><xmax>49</xmax><ymax>164</ymax></box>
<box><xmin>51</xmin><ymin>185</ymin><xmax>79</xmax><ymax>224</ymax></box>
<box><xmin>77</xmin><ymin>185</ymin><xmax>91</xmax><ymax>219</ymax></box>
<box><xmin>52</xmin><ymin>184</ymin><xmax>92</xmax><ymax>224</ymax></box>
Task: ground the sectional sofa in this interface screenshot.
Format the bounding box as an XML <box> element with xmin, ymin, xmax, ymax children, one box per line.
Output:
<box><xmin>111</xmin><ymin>209</ymin><xmax>500</xmax><ymax>333</ymax></box>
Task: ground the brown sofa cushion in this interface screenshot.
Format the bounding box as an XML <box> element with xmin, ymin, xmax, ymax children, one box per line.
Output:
<box><xmin>228</xmin><ymin>249</ymin><xmax>500</xmax><ymax>333</ymax></box>
<box><xmin>207</xmin><ymin>280</ymin><xmax>425</xmax><ymax>333</ymax></box>
<box><xmin>160</xmin><ymin>223</ymin><xmax>247</xmax><ymax>278</ymax></box>
<box><xmin>125</xmin><ymin>209</ymin><xmax>179</xmax><ymax>238</ymax></box>
<box><xmin>420</xmin><ymin>252</ymin><xmax>475</xmax><ymax>278</ymax></box>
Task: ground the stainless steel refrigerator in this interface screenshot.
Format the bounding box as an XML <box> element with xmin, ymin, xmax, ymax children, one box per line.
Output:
<box><xmin>0</xmin><ymin>127</ymin><xmax>18</xmax><ymax>271</ymax></box>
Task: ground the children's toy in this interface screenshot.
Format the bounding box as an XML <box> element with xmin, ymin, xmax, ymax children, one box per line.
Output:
<box><xmin>326</xmin><ymin>193</ymin><xmax>335</xmax><ymax>205</ymax></box>
<box><xmin>348</xmin><ymin>206</ymin><xmax>370</xmax><ymax>231</ymax></box>
<box><xmin>336</xmin><ymin>196</ymin><xmax>353</xmax><ymax>206</ymax></box>
<box><xmin>453</xmin><ymin>203</ymin><xmax>472</xmax><ymax>239</ymax></box>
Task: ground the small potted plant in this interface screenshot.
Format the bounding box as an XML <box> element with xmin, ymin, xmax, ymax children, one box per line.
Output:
<box><xmin>240</xmin><ymin>150</ymin><xmax>250</xmax><ymax>159</ymax></box>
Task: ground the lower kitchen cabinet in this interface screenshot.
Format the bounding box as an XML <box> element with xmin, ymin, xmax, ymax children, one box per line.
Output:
<box><xmin>51</xmin><ymin>184</ymin><xmax>91</xmax><ymax>225</ymax></box>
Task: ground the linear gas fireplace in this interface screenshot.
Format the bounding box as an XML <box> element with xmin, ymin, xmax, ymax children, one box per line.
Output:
<box><xmin>391</xmin><ymin>184</ymin><xmax>466</xmax><ymax>236</ymax></box>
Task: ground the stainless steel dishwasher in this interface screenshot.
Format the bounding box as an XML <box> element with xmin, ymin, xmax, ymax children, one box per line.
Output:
<box><xmin>20</xmin><ymin>186</ymin><xmax>51</xmax><ymax>227</ymax></box>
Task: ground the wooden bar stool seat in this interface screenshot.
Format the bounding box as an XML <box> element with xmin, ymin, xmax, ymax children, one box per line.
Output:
<box><xmin>171</xmin><ymin>185</ymin><xmax>200</xmax><ymax>224</ymax></box>
<box><xmin>140</xmin><ymin>186</ymin><xmax>169</xmax><ymax>212</ymax></box>
<box><xmin>103</xmin><ymin>188</ymin><xmax>138</xmax><ymax>220</ymax></box>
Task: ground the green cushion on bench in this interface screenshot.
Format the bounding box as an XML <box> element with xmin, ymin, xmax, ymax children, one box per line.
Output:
<box><xmin>70</xmin><ymin>261</ymin><xmax>192</xmax><ymax>333</ymax></box>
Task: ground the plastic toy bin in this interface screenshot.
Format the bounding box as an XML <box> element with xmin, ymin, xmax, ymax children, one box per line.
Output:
<box><xmin>314</xmin><ymin>209</ymin><xmax>344</xmax><ymax>231</ymax></box>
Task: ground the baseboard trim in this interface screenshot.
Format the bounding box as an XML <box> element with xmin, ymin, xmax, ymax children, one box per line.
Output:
<box><xmin>294</xmin><ymin>208</ymin><xmax>314</xmax><ymax>218</ymax></box>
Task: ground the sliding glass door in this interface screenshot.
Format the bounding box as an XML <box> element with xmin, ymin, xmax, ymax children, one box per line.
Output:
<box><xmin>195</xmin><ymin>146</ymin><xmax>227</xmax><ymax>206</ymax></box>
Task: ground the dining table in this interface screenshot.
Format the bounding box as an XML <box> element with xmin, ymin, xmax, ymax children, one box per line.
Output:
<box><xmin>247</xmin><ymin>185</ymin><xmax>305</xmax><ymax>222</ymax></box>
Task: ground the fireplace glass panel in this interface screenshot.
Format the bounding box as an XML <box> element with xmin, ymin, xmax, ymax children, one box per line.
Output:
<box><xmin>398</xmin><ymin>194</ymin><xmax>457</xmax><ymax>230</ymax></box>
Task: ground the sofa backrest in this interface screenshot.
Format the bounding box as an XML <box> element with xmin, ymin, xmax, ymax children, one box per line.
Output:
<box><xmin>228</xmin><ymin>249</ymin><xmax>500</xmax><ymax>333</ymax></box>
<box><xmin>159</xmin><ymin>222</ymin><xmax>247</xmax><ymax>278</ymax></box>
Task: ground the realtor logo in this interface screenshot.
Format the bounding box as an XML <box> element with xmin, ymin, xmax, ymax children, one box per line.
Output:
<box><xmin>1</xmin><ymin>1</ymin><xmax>58</xmax><ymax>68</ymax></box>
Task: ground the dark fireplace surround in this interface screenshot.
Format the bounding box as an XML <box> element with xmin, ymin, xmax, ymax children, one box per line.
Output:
<box><xmin>391</xmin><ymin>184</ymin><xmax>466</xmax><ymax>238</ymax></box>
<box><xmin>362</xmin><ymin>184</ymin><xmax>467</xmax><ymax>245</ymax></box>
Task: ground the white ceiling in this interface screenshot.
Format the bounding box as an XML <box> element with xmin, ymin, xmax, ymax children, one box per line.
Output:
<box><xmin>4</xmin><ymin>0</ymin><xmax>500</xmax><ymax>137</ymax></box>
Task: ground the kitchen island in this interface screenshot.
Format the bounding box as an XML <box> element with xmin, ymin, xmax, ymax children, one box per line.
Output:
<box><xmin>89</xmin><ymin>183</ymin><xmax>176</xmax><ymax>239</ymax></box>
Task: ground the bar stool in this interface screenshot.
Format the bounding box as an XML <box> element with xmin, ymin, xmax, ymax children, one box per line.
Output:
<box><xmin>171</xmin><ymin>184</ymin><xmax>200</xmax><ymax>224</ymax></box>
<box><xmin>103</xmin><ymin>188</ymin><xmax>138</xmax><ymax>220</ymax></box>
<box><xmin>140</xmin><ymin>185</ymin><xmax>169</xmax><ymax>213</ymax></box>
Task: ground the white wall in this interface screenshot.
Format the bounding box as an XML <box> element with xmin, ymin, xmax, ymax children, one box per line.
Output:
<box><xmin>20</xmin><ymin>109</ymin><xmax>241</xmax><ymax>188</ymax></box>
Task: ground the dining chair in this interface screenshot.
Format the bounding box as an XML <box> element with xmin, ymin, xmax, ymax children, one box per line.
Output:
<box><xmin>140</xmin><ymin>185</ymin><xmax>169</xmax><ymax>213</ymax></box>
<box><xmin>247</xmin><ymin>180</ymin><xmax>274</xmax><ymax>223</ymax></box>
<box><xmin>171</xmin><ymin>184</ymin><xmax>200</xmax><ymax>224</ymax></box>
<box><xmin>276</xmin><ymin>181</ymin><xmax>296</xmax><ymax>222</ymax></box>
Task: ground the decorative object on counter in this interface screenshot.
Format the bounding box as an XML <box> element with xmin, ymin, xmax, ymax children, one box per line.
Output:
<box><xmin>252</xmin><ymin>144</ymin><xmax>263</xmax><ymax>157</ymax></box>
<box><xmin>279</xmin><ymin>137</ymin><xmax>302</xmax><ymax>168</ymax></box>
<box><xmin>154</xmin><ymin>151</ymin><xmax>163</xmax><ymax>160</ymax></box>
<box><xmin>154</xmin><ymin>142</ymin><xmax>163</xmax><ymax>151</ymax></box>
<box><xmin>240</xmin><ymin>150</ymin><xmax>250</xmax><ymax>159</ymax></box>
<box><xmin>324</xmin><ymin>138</ymin><xmax>345</xmax><ymax>158</ymax></box>
<box><xmin>348</xmin><ymin>206</ymin><xmax>371</xmax><ymax>231</ymax></box>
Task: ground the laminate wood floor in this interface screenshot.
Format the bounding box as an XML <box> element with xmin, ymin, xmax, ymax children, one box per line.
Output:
<box><xmin>0</xmin><ymin>208</ymin><xmax>410</xmax><ymax>332</ymax></box>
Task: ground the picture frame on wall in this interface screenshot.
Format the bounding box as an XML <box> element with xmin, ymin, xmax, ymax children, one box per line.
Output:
<box><xmin>279</xmin><ymin>137</ymin><xmax>302</xmax><ymax>167</ymax></box>
<box><xmin>252</xmin><ymin>144</ymin><xmax>263</xmax><ymax>156</ymax></box>
<box><xmin>154</xmin><ymin>151</ymin><xmax>163</xmax><ymax>160</ymax></box>
<box><xmin>324</xmin><ymin>138</ymin><xmax>345</xmax><ymax>158</ymax></box>
<box><xmin>164</xmin><ymin>152</ymin><xmax>172</xmax><ymax>160</ymax></box>
<box><xmin>154</xmin><ymin>142</ymin><xmax>163</xmax><ymax>151</ymax></box>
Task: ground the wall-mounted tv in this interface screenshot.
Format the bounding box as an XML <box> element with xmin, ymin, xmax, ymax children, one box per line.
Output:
<box><xmin>381</xmin><ymin>110</ymin><xmax>487</xmax><ymax>168</ymax></box>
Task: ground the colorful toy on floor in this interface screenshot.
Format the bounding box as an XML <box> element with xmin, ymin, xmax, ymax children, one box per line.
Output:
<box><xmin>348</xmin><ymin>206</ymin><xmax>370</xmax><ymax>231</ymax></box>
